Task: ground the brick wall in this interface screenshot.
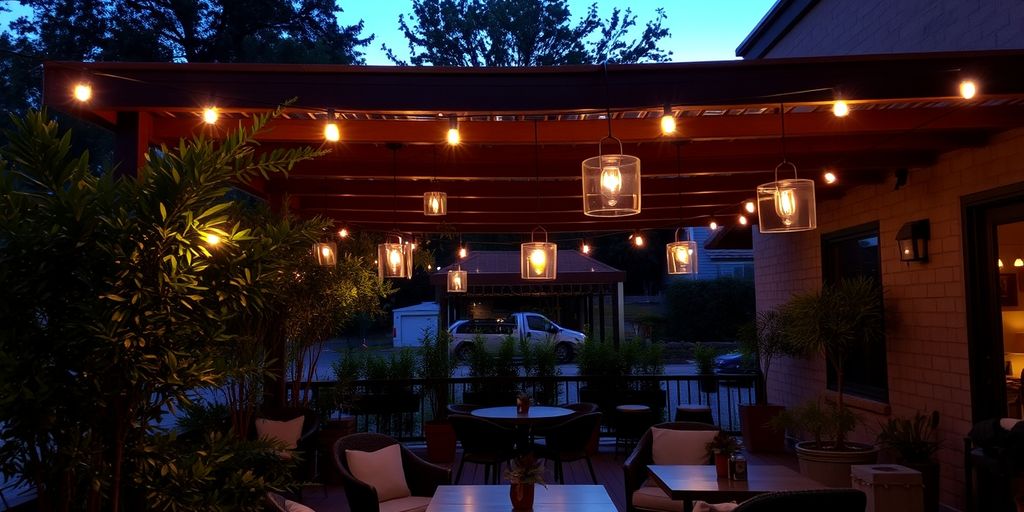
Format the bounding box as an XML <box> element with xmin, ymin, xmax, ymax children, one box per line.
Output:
<box><xmin>755</xmin><ymin>127</ymin><xmax>1024</xmax><ymax>509</ymax></box>
<box><xmin>763</xmin><ymin>0</ymin><xmax>1024</xmax><ymax>58</ymax></box>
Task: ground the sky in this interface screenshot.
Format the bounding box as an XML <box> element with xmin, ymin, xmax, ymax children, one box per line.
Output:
<box><xmin>1</xmin><ymin>0</ymin><xmax>776</xmax><ymax>64</ymax></box>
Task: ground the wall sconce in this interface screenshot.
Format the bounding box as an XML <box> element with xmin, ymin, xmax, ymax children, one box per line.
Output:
<box><xmin>378</xmin><ymin>235</ymin><xmax>413</xmax><ymax>279</ymax></box>
<box><xmin>896</xmin><ymin>219</ymin><xmax>929</xmax><ymax>263</ymax></box>
<box><xmin>447</xmin><ymin>266</ymin><xmax>467</xmax><ymax>293</ymax></box>
<box><xmin>424</xmin><ymin>191</ymin><xmax>447</xmax><ymax>216</ymax></box>
<box><xmin>666</xmin><ymin>228</ymin><xmax>698</xmax><ymax>275</ymax></box>
<box><xmin>313</xmin><ymin>242</ymin><xmax>337</xmax><ymax>266</ymax></box>
<box><xmin>521</xmin><ymin>227</ymin><xmax>557</xmax><ymax>280</ymax></box>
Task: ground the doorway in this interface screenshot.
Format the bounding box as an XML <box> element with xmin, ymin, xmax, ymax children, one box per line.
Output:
<box><xmin>963</xmin><ymin>183</ymin><xmax>1024</xmax><ymax>422</ymax></box>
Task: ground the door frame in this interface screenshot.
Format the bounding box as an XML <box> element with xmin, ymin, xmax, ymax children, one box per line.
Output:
<box><xmin>962</xmin><ymin>181</ymin><xmax>1024</xmax><ymax>422</ymax></box>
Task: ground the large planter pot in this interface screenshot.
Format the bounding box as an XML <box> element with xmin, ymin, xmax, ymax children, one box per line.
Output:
<box><xmin>795</xmin><ymin>441</ymin><xmax>880</xmax><ymax>487</ymax></box>
<box><xmin>738</xmin><ymin>404</ymin><xmax>786</xmax><ymax>453</ymax></box>
<box><xmin>424</xmin><ymin>419</ymin><xmax>456</xmax><ymax>464</ymax></box>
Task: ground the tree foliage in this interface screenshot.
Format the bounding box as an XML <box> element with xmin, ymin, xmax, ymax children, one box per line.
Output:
<box><xmin>388</xmin><ymin>0</ymin><xmax>671</xmax><ymax>66</ymax></box>
<box><xmin>0</xmin><ymin>109</ymin><xmax>328</xmax><ymax>510</ymax></box>
<box><xmin>662</xmin><ymin>278</ymin><xmax>756</xmax><ymax>342</ymax></box>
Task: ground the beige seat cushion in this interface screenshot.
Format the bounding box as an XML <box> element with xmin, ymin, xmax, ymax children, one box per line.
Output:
<box><xmin>346</xmin><ymin>444</ymin><xmax>412</xmax><ymax>502</ymax></box>
<box><xmin>632</xmin><ymin>486</ymin><xmax>683</xmax><ymax>512</ymax></box>
<box><xmin>651</xmin><ymin>427</ymin><xmax>719</xmax><ymax>465</ymax></box>
<box><xmin>693</xmin><ymin>500</ymin><xmax>738</xmax><ymax>512</ymax></box>
<box><xmin>379</xmin><ymin>496</ymin><xmax>431</xmax><ymax>512</ymax></box>
<box><xmin>255</xmin><ymin>416</ymin><xmax>305</xmax><ymax>449</ymax></box>
<box><xmin>266</xmin><ymin>492</ymin><xmax>315</xmax><ymax>512</ymax></box>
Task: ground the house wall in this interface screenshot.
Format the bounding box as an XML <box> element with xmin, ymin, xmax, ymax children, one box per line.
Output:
<box><xmin>756</xmin><ymin>127</ymin><xmax>1024</xmax><ymax>509</ymax></box>
<box><xmin>761</xmin><ymin>0</ymin><xmax>1024</xmax><ymax>58</ymax></box>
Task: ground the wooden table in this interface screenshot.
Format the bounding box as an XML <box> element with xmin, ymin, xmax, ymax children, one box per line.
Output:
<box><xmin>648</xmin><ymin>464</ymin><xmax>828</xmax><ymax>511</ymax></box>
<box><xmin>427</xmin><ymin>484</ymin><xmax>616</xmax><ymax>512</ymax></box>
<box><xmin>471</xmin><ymin>406</ymin><xmax>574</xmax><ymax>425</ymax></box>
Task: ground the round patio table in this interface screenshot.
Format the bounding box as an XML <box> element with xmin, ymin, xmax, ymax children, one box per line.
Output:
<box><xmin>470</xmin><ymin>405</ymin><xmax>573</xmax><ymax>425</ymax></box>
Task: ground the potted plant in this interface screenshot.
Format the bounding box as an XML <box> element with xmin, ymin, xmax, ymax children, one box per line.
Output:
<box><xmin>693</xmin><ymin>342</ymin><xmax>719</xmax><ymax>394</ymax></box>
<box><xmin>737</xmin><ymin>309</ymin><xmax>792</xmax><ymax>453</ymax></box>
<box><xmin>877</xmin><ymin>410</ymin><xmax>940</xmax><ymax>512</ymax></box>
<box><xmin>420</xmin><ymin>328</ymin><xmax>457</xmax><ymax>462</ymax></box>
<box><xmin>504</xmin><ymin>453</ymin><xmax>546</xmax><ymax>510</ymax></box>
<box><xmin>705</xmin><ymin>432</ymin><xmax>742</xmax><ymax>478</ymax></box>
<box><xmin>778</xmin><ymin>276</ymin><xmax>884</xmax><ymax>486</ymax></box>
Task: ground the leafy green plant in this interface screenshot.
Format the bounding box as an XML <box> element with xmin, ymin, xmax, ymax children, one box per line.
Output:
<box><xmin>693</xmin><ymin>343</ymin><xmax>717</xmax><ymax>374</ymax></box>
<box><xmin>876</xmin><ymin>410</ymin><xmax>940</xmax><ymax>464</ymax></box>
<box><xmin>525</xmin><ymin>340</ymin><xmax>562</xmax><ymax>405</ymax></box>
<box><xmin>771</xmin><ymin>399</ymin><xmax>859</xmax><ymax>450</ymax></box>
<box><xmin>738</xmin><ymin>308</ymin><xmax>795</xmax><ymax>404</ymax></box>
<box><xmin>781</xmin><ymin>276</ymin><xmax>883</xmax><ymax>449</ymax></box>
<box><xmin>705</xmin><ymin>432</ymin><xmax>742</xmax><ymax>458</ymax></box>
<box><xmin>419</xmin><ymin>328</ymin><xmax>455</xmax><ymax>420</ymax></box>
<box><xmin>504</xmin><ymin>453</ymin><xmax>546</xmax><ymax>486</ymax></box>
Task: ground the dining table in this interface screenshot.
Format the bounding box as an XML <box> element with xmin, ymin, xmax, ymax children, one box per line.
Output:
<box><xmin>470</xmin><ymin>405</ymin><xmax>574</xmax><ymax>451</ymax></box>
<box><xmin>647</xmin><ymin>464</ymin><xmax>829</xmax><ymax>511</ymax></box>
<box><xmin>426</xmin><ymin>484</ymin><xmax>617</xmax><ymax>512</ymax></box>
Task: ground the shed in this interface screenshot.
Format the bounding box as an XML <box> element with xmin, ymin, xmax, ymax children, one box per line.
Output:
<box><xmin>391</xmin><ymin>302</ymin><xmax>440</xmax><ymax>347</ymax></box>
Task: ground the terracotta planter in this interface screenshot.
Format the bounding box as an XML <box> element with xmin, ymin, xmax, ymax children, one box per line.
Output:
<box><xmin>714</xmin><ymin>452</ymin><xmax>729</xmax><ymax>478</ymax></box>
<box><xmin>795</xmin><ymin>441</ymin><xmax>879</xmax><ymax>487</ymax></box>
<box><xmin>510</xmin><ymin>483</ymin><xmax>535</xmax><ymax>510</ymax></box>
<box><xmin>738</xmin><ymin>404</ymin><xmax>786</xmax><ymax>453</ymax></box>
<box><xmin>424</xmin><ymin>420</ymin><xmax>456</xmax><ymax>464</ymax></box>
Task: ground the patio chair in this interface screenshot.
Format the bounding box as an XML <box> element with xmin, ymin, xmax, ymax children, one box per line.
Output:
<box><xmin>623</xmin><ymin>421</ymin><xmax>719</xmax><ymax>512</ymax></box>
<box><xmin>448</xmin><ymin>413</ymin><xmax>518</xmax><ymax>484</ymax></box>
<box><xmin>332</xmin><ymin>432</ymin><xmax>450</xmax><ymax>512</ymax></box>
<box><xmin>265</xmin><ymin>491</ymin><xmax>314</xmax><ymax>512</ymax></box>
<box><xmin>733</xmin><ymin>489</ymin><xmax>867</xmax><ymax>511</ymax></box>
<box><xmin>446</xmin><ymin>403</ymin><xmax>480</xmax><ymax>415</ymax></box>
<box><xmin>534</xmin><ymin>412</ymin><xmax>602</xmax><ymax>484</ymax></box>
<box><xmin>563</xmin><ymin>402</ymin><xmax>600</xmax><ymax>414</ymax></box>
<box><xmin>254</xmin><ymin>406</ymin><xmax>321</xmax><ymax>494</ymax></box>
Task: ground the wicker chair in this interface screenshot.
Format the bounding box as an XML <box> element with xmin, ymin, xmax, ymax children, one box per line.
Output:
<box><xmin>622</xmin><ymin>421</ymin><xmax>719</xmax><ymax>512</ymax></box>
<box><xmin>448</xmin><ymin>414</ymin><xmax>518</xmax><ymax>484</ymax></box>
<box><xmin>254</xmin><ymin>406</ymin><xmax>320</xmax><ymax>492</ymax></box>
<box><xmin>733</xmin><ymin>489</ymin><xmax>867</xmax><ymax>511</ymax></box>
<box><xmin>534</xmin><ymin>412</ymin><xmax>602</xmax><ymax>483</ymax></box>
<box><xmin>332</xmin><ymin>432</ymin><xmax>450</xmax><ymax>512</ymax></box>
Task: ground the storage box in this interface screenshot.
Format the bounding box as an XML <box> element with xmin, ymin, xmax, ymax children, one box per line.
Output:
<box><xmin>851</xmin><ymin>464</ymin><xmax>923</xmax><ymax>512</ymax></box>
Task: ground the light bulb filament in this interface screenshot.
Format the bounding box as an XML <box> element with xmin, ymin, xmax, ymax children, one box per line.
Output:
<box><xmin>388</xmin><ymin>248</ymin><xmax>402</xmax><ymax>272</ymax></box>
<box><xmin>775</xmin><ymin>187</ymin><xmax>797</xmax><ymax>226</ymax></box>
<box><xmin>600</xmin><ymin>165</ymin><xmax>622</xmax><ymax>206</ymax></box>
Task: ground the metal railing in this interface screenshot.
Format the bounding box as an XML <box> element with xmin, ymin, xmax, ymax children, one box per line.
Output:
<box><xmin>304</xmin><ymin>373</ymin><xmax>760</xmax><ymax>439</ymax></box>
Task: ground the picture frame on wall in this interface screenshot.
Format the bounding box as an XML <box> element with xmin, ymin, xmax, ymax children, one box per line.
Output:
<box><xmin>1001</xmin><ymin>273</ymin><xmax>1019</xmax><ymax>307</ymax></box>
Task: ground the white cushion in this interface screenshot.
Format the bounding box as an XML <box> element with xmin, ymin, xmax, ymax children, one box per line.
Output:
<box><xmin>255</xmin><ymin>416</ymin><xmax>304</xmax><ymax>450</ymax></box>
<box><xmin>632</xmin><ymin>486</ymin><xmax>683</xmax><ymax>512</ymax></box>
<box><xmin>346</xmin><ymin>444</ymin><xmax>412</xmax><ymax>503</ymax></box>
<box><xmin>379</xmin><ymin>496</ymin><xmax>431</xmax><ymax>512</ymax></box>
<box><xmin>267</xmin><ymin>493</ymin><xmax>315</xmax><ymax>512</ymax></box>
<box><xmin>650</xmin><ymin>427</ymin><xmax>719</xmax><ymax>465</ymax></box>
<box><xmin>693</xmin><ymin>500</ymin><xmax>738</xmax><ymax>512</ymax></box>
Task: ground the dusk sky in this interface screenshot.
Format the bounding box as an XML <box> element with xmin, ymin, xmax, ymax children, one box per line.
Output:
<box><xmin>1</xmin><ymin>0</ymin><xmax>776</xmax><ymax>64</ymax></box>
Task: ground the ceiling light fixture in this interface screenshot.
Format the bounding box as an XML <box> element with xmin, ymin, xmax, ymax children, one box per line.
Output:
<box><xmin>521</xmin><ymin>227</ymin><xmax>556</xmax><ymax>280</ymax></box>
<box><xmin>832</xmin><ymin>99</ymin><xmax>850</xmax><ymax>117</ymax></box>
<box><xmin>757</xmin><ymin>104</ymin><xmax>817</xmax><ymax>233</ymax></box>
<box><xmin>202</xmin><ymin>107</ymin><xmax>219</xmax><ymax>125</ymax></box>
<box><xmin>660</xmin><ymin>103</ymin><xmax>676</xmax><ymax>135</ymax></box>
<box><xmin>960</xmin><ymin>79</ymin><xmax>978</xmax><ymax>100</ymax></box>
<box><xmin>73</xmin><ymin>83</ymin><xmax>92</xmax><ymax>102</ymax></box>
<box><xmin>324</xmin><ymin>108</ymin><xmax>340</xmax><ymax>142</ymax></box>
<box><xmin>378</xmin><ymin>144</ymin><xmax>412</xmax><ymax>279</ymax></box>
<box><xmin>667</xmin><ymin>228</ymin><xmax>698</xmax><ymax>275</ymax></box>
<box><xmin>582</xmin><ymin>66</ymin><xmax>641</xmax><ymax>217</ymax></box>
<box><xmin>823</xmin><ymin>171</ymin><xmax>838</xmax><ymax>184</ymax></box>
<box><xmin>446</xmin><ymin>116</ymin><xmax>460</xmax><ymax>145</ymax></box>
<box><xmin>314</xmin><ymin>242</ymin><xmax>337</xmax><ymax>266</ymax></box>
<box><xmin>447</xmin><ymin>263</ymin><xmax>467</xmax><ymax>293</ymax></box>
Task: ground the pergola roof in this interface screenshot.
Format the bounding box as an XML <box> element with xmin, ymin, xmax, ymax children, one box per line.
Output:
<box><xmin>429</xmin><ymin>250</ymin><xmax>624</xmax><ymax>286</ymax></box>
<box><xmin>43</xmin><ymin>50</ymin><xmax>1024</xmax><ymax>235</ymax></box>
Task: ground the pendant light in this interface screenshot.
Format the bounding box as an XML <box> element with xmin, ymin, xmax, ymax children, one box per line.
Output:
<box><xmin>378</xmin><ymin>144</ymin><xmax>413</xmax><ymax>279</ymax></box>
<box><xmin>313</xmin><ymin>242</ymin><xmax>337</xmax><ymax>266</ymax></box>
<box><xmin>447</xmin><ymin>264</ymin><xmax>467</xmax><ymax>293</ymax></box>
<box><xmin>582</xmin><ymin>66</ymin><xmax>640</xmax><ymax>217</ymax></box>
<box><xmin>666</xmin><ymin>229</ymin><xmax>697</xmax><ymax>275</ymax></box>
<box><xmin>521</xmin><ymin>227</ymin><xmax>557</xmax><ymax>280</ymax></box>
<box><xmin>757</xmin><ymin>104</ymin><xmax>817</xmax><ymax>233</ymax></box>
<box><xmin>424</xmin><ymin>146</ymin><xmax>447</xmax><ymax>216</ymax></box>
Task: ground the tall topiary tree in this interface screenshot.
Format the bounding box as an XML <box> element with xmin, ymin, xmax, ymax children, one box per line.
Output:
<box><xmin>0</xmin><ymin>110</ymin><xmax>322</xmax><ymax>510</ymax></box>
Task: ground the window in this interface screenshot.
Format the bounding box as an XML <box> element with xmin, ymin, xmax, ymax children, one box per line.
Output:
<box><xmin>821</xmin><ymin>222</ymin><xmax>889</xmax><ymax>403</ymax></box>
<box><xmin>526</xmin><ymin>315</ymin><xmax>552</xmax><ymax>332</ymax></box>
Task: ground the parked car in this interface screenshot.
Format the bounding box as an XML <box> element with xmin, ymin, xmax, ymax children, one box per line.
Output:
<box><xmin>449</xmin><ymin>312</ymin><xmax>585</xmax><ymax>363</ymax></box>
<box><xmin>713</xmin><ymin>352</ymin><xmax>758</xmax><ymax>374</ymax></box>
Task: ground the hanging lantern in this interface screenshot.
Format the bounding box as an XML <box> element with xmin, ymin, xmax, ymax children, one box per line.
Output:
<box><xmin>666</xmin><ymin>229</ymin><xmax>697</xmax><ymax>275</ymax></box>
<box><xmin>377</xmin><ymin>235</ymin><xmax>413</xmax><ymax>279</ymax></box>
<box><xmin>521</xmin><ymin>227</ymin><xmax>557</xmax><ymax>280</ymax></box>
<box><xmin>581</xmin><ymin>135</ymin><xmax>641</xmax><ymax>217</ymax></box>
<box><xmin>313</xmin><ymin>242</ymin><xmax>337</xmax><ymax>266</ymax></box>
<box><xmin>423</xmin><ymin>191</ymin><xmax>447</xmax><ymax>216</ymax></box>
<box><xmin>756</xmin><ymin>162</ymin><xmax>817</xmax><ymax>233</ymax></box>
<box><xmin>447</xmin><ymin>266</ymin><xmax>467</xmax><ymax>293</ymax></box>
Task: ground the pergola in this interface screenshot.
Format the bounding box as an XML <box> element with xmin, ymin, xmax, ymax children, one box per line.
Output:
<box><xmin>42</xmin><ymin>50</ymin><xmax>1024</xmax><ymax>237</ymax></box>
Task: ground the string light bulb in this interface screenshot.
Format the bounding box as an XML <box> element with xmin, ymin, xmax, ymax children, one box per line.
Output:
<box><xmin>999</xmin><ymin>258</ymin><xmax>1004</xmax><ymax>268</ymax></box>
<box><xmin>73</xmin><ymin>83</ymin><xmax>92</xmax><ymax>102</ymax></box>
<box><xmin>632</xmin><ymin>232</ymin><xmax>645</xmax><ymax>248</ymax></box>
<box><xmin>205</xmin><ymin>233</ymin><xmax>222</xmax><ymax>246</ymax></box>
<box><xmin>446</xmin><ymin>116</ymin><xmax>460</xmax><ymax>145</ymax></box>
<box><xmin>581</xmin><ymin>242</ymin><xmax>591</xmax><ymax>254</ymax></box>
<box><xmin>709</xmin><ymin>219</ymin><xmax>718</xmax><ymax>231</ymax></box>
<box><xmin>458</xmin><ymin>246</ymin><xmax>467</xmax><ymax>259</ymax></box>
<box><xmin>660</xmin><ymin>104</ymin><xmax>676</xmax><ymax>135</ymax></box>
<box><xmin>744</xmin><ymin>201</ymin><xmax>756</xmax><ymax>214</ymax></box>
<box><xmin>738</xmin><ymin>214</ymin><xmax>748</xmax><ymax>226</ymax></box>
<box><xmin>1016</xmin><ymin>258</ymin><xmax>1024</xmax><ymax>268</ymax></box>
<box><xmin>959</xmin><ymin>79</ymin><xmax>978</xmax><ymax>100</ymax></box>
<box><xmin>832</xmin><ymin>100</ymin><xmax>850</xmax><ymax>117</ymax></box>
<box><xmin>823</xmin><ymin>171</ymin><xmax>838</xmax><ymax>184</ymax></box>
<box><xmin>338</xmin><ymin>228</ymin><xmax>349</xmax><ymax>238</ymax></box>
<box><xmin>202</xmin><ymin>107</ymin><xmax>219</xmax><ymax>125</ymax></box>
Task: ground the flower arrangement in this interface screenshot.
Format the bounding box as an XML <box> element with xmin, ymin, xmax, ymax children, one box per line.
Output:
<box><xmin>504</xmin><ymin>453</ymin><xmax>546</xmax><ymax>485</ymax></box>
<box><xmin>705</xmin><ymin>432</ymin><xmax>742</xmax><ymax>458</ymax></box>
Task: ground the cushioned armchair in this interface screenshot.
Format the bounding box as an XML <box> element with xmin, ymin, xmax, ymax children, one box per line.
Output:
<box><xmin>732</xmin><ymin>489</ymin><xmax>867</xmax><ymax>511</ymax></box>
<box><xmin>254</xmin><ymin>407</ymin><xmax>321</xmax><ymax>485</ymax></box>
<box><xmin>623</xmin><ymin>421</ymin><xmax>719</xmax><ymax>512</ymax></box>
<box><xmin>333</xmin><ymin>432</ymin><xmax>451</xmax><ymax>512</ymax></box>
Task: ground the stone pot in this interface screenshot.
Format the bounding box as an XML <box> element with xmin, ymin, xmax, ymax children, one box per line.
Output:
<box><xmin>510</xmin><ymin>482</ymin><xmax>535</xmax><ymax>510</ymax></box>
<box><xmin>795</xmin><ymin>441</ymin><xmax>880</xmax><ymax>487</ymax></box>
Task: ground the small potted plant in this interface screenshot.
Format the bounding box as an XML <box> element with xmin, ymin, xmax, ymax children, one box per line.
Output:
<box><xmin>504</xmin><ymin>453</ymin><xmax>546</xmax><ymax>510</ymax></box>
<box><xmin>876</xmin><ymin>410</ymin><xmax>940</xmax><ymax>512</ymax></box>
<box><xmin>693</xmin><ymin>342</ymin><xmax>719</xmax><ymax>394</ymax></box>
<box><xmin>705</xmin><ymin>432</ymin><xmax>741</xmax><ymax>478</ymax></box>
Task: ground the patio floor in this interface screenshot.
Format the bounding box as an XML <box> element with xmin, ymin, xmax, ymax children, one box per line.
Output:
<box><xmin>298</xmin><ymin>438</ymin><xmax>799</xmax><ymax>512</ymax></box>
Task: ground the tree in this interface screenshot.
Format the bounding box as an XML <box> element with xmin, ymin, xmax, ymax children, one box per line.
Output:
<box><xmin>388</xmin><ymin>0</ymin><xmax>671</xmax><ymax>66</ymax></box>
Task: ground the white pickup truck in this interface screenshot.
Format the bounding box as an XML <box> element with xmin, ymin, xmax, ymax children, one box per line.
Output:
<box><xmin>448</xmin><ymin>312</ymin><xmax>585</xmax><ymax>363</ymax></box>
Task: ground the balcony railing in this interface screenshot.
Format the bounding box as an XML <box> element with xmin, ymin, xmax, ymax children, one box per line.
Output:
<box><xmin>303</xmin><ymin>373</ymin><xmax>760</xmax><ymax>439</ymax></box>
